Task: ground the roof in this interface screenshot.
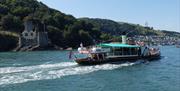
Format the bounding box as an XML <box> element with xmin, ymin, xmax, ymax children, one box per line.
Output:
<box><xmin>97</xmin><ymin>43</ymin><xmax>140</xmax><ymax>48</ymax></box>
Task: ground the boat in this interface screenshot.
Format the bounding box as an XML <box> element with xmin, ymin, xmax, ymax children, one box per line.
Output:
<box><xmin>176</xmin><ymin>40</ymin><xmax>180</xmax><ymax>48</ymax></box>
<box><xmin>72</xmin><ymin>36</ymin><xmax>161</xmax><ymax>65</ymax></box>
<box><xmin>176</xmin><ymin>45</ymin><xmax>180</xmax><ymax>48</ymax></box>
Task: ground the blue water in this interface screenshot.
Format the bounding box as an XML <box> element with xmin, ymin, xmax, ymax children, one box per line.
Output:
<box><xmin>0</xmin><ymin>46</ymin><xmax>179</xmax><ymax>91</ymax></box>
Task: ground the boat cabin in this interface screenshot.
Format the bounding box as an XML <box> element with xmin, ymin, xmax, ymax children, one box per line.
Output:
<box><xmin>89</xmin><ymin>47</ymin><xmax>107</xmax><ymax>60</ymax></box>
<box><xmin>98</xmin><ymin>43</ymin><xmax>141</xmax><ymax>58</ymax></box>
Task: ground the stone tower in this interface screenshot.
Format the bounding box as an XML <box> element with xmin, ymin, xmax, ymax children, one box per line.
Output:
<box><xmin>17</xmin><ymin>20</ymin><xmax>49</xmax><ymax>51</ymax></box>
<box><xmin>19</xmin><ymin>21</ymin><xmax>37</xmax><ymax>47</ymax></box>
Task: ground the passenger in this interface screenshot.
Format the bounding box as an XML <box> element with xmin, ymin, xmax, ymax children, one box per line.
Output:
<box><xmin>99</xmin><ymin>54</ymin><xmax>103</xmax><ymax>60</ymax></box>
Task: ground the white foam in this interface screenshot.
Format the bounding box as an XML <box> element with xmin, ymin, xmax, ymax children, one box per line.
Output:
<box><xmin>0</xmin><ymin>62</ymin><xmax>76</xmax><ymax>74</ymax></box>
<box><xmin>0</xmin><ymin>62</ymin><xmax>136</xmax><ymax>86</ymax></box>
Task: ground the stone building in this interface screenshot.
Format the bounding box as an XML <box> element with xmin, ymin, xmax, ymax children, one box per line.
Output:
<box><xmin>17</xmin><ymin>20</ymin><xmax>49</xmax><ymax>51</ymax></box>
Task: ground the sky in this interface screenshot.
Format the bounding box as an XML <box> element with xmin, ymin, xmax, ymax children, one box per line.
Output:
<box><xmin>38</xmin><ymin>0</ymin><xmax>180</xmax><ymax>32</ymax></box>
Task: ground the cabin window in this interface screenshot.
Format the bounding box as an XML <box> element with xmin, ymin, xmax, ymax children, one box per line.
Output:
<box><xmin>109</xmin><ymin>47</ymin><xmax>139</xmax><ymax>56</ymax></box>
<box><xmin>132</xmin><ymin>48</ymin><xmax>138</xmax><ymax>55</ymax></box>
<box><xmin>122</xmin><ymin>48</ymin><xmax>130</xmax><ymax>55</ymax></box>
<box><xmin>114</xmin><ymin>48</ymin><xmax>123</xmax><ymax>55</ymax></box>
<box><xmin>131</xmin><ymin>48</ymin><xmax>136</xmax><ymax>55</ymax></box>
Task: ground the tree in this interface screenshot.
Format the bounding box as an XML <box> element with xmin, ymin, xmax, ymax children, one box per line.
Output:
<box><xmin>63</xmin><ymin>29</ymin><xmax>79</xmax><ymax>48</ymax></box>
<box><xmin>79</xmin><ymin>30</ymin><xmax>93</xmax><ymax>46</ymax></box>
<box><xmin>53</xmin><ymin>12</ymin><xmax>65</xmax><ymax>29</ymax></box>
<box><xmin>0</xmin><ymin>34</ymin><xmax>18</xmax><ymax>51</ymax></box>
<box><xmin>100</xmin><ymin>33</ymin><xmax>112</xmax><ymax>41</ymax></box>
<box><xmin>47</xmin><ymin>25</ymin><xmax>64</xmax><ymax>47</ymax></box>
<box><xmin>13</xmin><ymin>16</ymin><xmax>23</xmax><ymax>32</ymax></box>
<box><xmin>11</xmin><ymin>6</ymin><xmax>31</xmax><ymax>17</ymax></box>
<box><xmin>1</xmin><ymin>14</ymin><xmax>23</xmax><ymax>32</ymax></box>
<box><xmin>0</xmin><ymin>4</ymin><xmax>8</xmax><ymax>14</ymax></box>
<box><xmin>1</xmin><ymin>14</ymin><xmax>14</xmax><ymax>30</ymax></box>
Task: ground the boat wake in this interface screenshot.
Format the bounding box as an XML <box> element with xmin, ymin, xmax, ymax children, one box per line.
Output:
<box><xmin>0</xmin><ymin>62</ymin><xmax>137</xmax><ymax>86</ymax></box>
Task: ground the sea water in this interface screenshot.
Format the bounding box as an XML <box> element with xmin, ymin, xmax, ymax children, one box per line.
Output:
<box><xmin>0</xmin><ymin>46</ymin><xmax>179</xmax><ymax>91</ymax></box>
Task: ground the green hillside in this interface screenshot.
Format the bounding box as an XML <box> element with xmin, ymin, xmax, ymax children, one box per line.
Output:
<box><xmin>80</xmin><ymin>18</ymin><xmax>167</xmax><ymax>36</ymax></box>
<box><xmin>0</xmin><ymin>0</ymin><xmax>101</xmax><ymax>50</ymax></box>
<box><xmin>0</xmin><ymin>31</ymin><xmax>18</xmax><ymax>51</ymax></box>
<box><xmin>0</xmin><ymin>0</ymin><xmax>179</xmax><ymax>51</ymax></box>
